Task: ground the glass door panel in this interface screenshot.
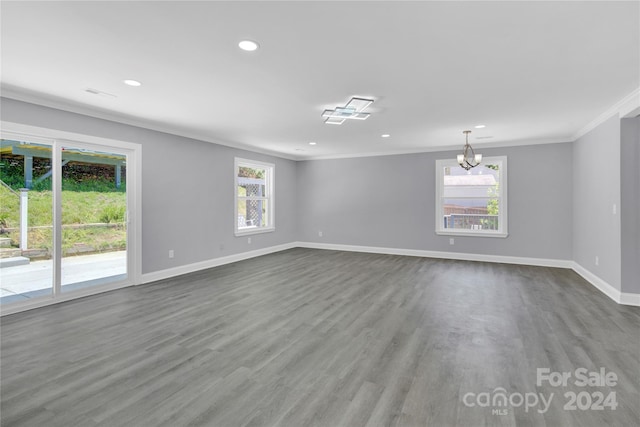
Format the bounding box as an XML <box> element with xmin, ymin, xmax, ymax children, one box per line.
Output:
<box><xmin>60</xmin><ymin>145</ymin><xmax>127</xmax><ymax>292</ymax></box>
<box><xmin>0</xmin><ymin>139</ymin><xmax>53</xmax><ymax>304</ymax></box>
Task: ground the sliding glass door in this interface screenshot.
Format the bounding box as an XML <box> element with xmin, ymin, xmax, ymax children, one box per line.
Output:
<box><xmin>0</xmin><ymin>133</ymin><xmax>139</xmax><ymax>310</ymax></box>
<box><xmin>61</xmin><ymin>143</ymin><xmax>128</xmax><ymax>292</ymax></box>
<box><xmin>0</xmin><ymin>139</ymin><xmax>54</xmax><ymax>303</ymax></box>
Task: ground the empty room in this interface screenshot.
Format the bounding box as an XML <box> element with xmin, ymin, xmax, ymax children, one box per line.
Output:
<box><xmin>0</xmin><ymin>1</ymin><xmax>639</xmax><ymax>426</ymax></box>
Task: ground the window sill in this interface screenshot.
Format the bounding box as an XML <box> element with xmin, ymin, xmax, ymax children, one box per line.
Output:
<box><xmin>234</xmin><ymin>227</ymin><xmax>275</xmax><ymax>237</ymax></box>
<box><xmin>436</xmin><ymin>230</ymin><xmax>508</xmax><ymax>238</ymax></box>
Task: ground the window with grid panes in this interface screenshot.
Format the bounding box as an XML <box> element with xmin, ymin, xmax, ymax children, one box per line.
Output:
<box><xmin>235</xmin><ymin>158</ymin><xmax>274</xmax><ymax>235</ymax></box>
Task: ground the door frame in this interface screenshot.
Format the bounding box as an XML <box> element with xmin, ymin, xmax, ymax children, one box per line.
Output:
<box><xmin>0</xmin><ymin>122</ymin><xmax>142</xmax><ymax>315</ymax></box>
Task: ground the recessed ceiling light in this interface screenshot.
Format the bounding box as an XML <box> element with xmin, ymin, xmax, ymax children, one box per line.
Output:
<box><xmin>381</xmin><ymin>134</ymin><xmax>391</xmax><ymax>138</ymax></box>
<box><xmin>309</xmin><ymin>142</ymin><xmax>317</xmax><ymax>145</ymax></box>
<box><xmin>475</xmin><ymin>124</ymin><xmax>486</xmax><ymax>129</ymax></box>
<box><xmin>123</xmin><ymin>79</ymin><xmax>142</xmax><ymax>87</ymax></box>
<box><xmin>238</xmin><ymin>40</ymin><xmax>259</xmax><ymax>51</ymax></box>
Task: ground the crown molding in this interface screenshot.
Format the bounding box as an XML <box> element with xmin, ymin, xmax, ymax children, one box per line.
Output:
<box><xmin>0</xmin><ymin>85</ymin><xmax>299</xmax><ymax>161</ymax></box>
<box><xmin>3</xmin><ymin>84</ymin><xmax>637</xmax><ymax>163</ymax></box>
<box><xmin>298</xmin><ymin>137</ymin><xmax>571</xmax><ymax>161</ymax></box>
<box><xmin>572</xmin><ymin>87</ymin><xmax>640</xmax><ymax>141</ymax></box>
<box><xmin>0</xmin><ymin>86</ymin><xmax>571</xmax><ymax>163</ymax></box>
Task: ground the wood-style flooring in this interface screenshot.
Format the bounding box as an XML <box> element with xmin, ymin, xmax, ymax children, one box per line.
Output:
<box><xmin>1</xmin><ymin>248</ymin><xmax>639</xmax><ymax>426</ymax></box>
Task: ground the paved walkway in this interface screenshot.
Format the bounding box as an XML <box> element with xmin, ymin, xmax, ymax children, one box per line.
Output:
<box><xmin>0</xmin><ymin>251</ymin><xmax>126</xmax><ymax>302</ymax></box>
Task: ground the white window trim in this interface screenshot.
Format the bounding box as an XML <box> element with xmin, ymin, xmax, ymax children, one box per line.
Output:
<box><xmin>234</xmin><ymin>157</ymin><xmax>275</xmax><ymax>236</ymax></box>
<box><xmin>435</xmin><ymin>155</ymin><xmax>508</xmax><ymax>238</ymax></box>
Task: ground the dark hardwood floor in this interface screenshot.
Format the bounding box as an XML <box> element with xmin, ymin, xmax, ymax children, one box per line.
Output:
<box><xmin>1</xmin><ymin>248</ymin><xmax>639</xmax><ymax>426</ymax></box>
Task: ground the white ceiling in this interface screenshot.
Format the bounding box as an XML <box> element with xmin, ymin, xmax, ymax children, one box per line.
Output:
<box><xmin>1</xmin><ymin>1</ymin><xmax>638</xmax><ymax>160</ymax></box>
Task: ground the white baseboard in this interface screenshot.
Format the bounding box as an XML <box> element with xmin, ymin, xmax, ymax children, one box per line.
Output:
<box><xmin>620</xmin><ymin>292</ymin><xmax>640</xmax><ymax>306</ymax></box>
<box><xmin>296</xmin><ymin>242</ymin><xmax>640</xmax><ymax>307</ymax></box>
<box><xmin>135</xmin><ymin>240</ymin><xmax>638</xmax><ymax>307</ymax></box>
<box><xmin>295</xmin><ymin>241</ymin><xmax>573</xmax><ymax>268</ymax></box>
<box><xmin>140</xmin><ymin>242</ymin><xmax>296</xmax><ymax>285</ymax></box>
<box><xmin>570</xmin><ymin>262</ymin><xmax>621</xmax><ymax>303</ymax></box>
<box><xmin>571</xmin><ymin>262</ymin><xmax>640</xmax><ymax>307</ymax></box>
<box><xmin>5</xmin><ymin>241</ymin><xmax>637</xmax><ymax>316</ymax></box>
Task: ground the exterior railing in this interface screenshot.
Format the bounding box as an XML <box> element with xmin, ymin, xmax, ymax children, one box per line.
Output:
<box><xmin>444</xmin><ymin>214</ymin><xmax>498</xmax><ymax>230</ymax></box>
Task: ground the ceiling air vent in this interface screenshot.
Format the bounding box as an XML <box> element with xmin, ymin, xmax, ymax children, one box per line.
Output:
<box><xmin>85</xmin><ymin>88</ymin><xmax>117</xmax><ymax>98</ymax></box>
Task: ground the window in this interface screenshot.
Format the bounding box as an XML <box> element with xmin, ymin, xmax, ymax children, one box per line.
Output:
<box><xmin>435</xmin><ymin>156</ymin><xmax>507</xmax><ymax>237</ymax></box>
<box><xmin>235</xmin><ymin>158</ymin><xmax>274</xmax><ymax>235</ymax></box>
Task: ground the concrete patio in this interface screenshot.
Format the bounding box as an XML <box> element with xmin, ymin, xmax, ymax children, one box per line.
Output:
<box><xmin>0</xmin><ymin>251</ymin><xmax>126</xmax><ymax>304</ymax></box>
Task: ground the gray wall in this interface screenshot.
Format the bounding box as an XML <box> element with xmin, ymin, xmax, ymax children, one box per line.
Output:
<box><xmin>296</xmin><ymin>143</ymin><xmax>573</xmax><ymax>260</ymax></box>
<box><xmin>621</xmin><ymin>116</ymin><xmax>640</xmax><ymax>294</ymax></box>
<box><xmin>0</xmin><ymin>98</ymin><xmax>297</xmax><ymax>274</ymax></box>
<box><xmin>4</xmin><ymin>97</ymin><xmax>635</xmax><ymax>296</ymax></box>
<box><xmin>572</xmin><ymin>115</ymin><xmax>622</xmax><ymax>291</ymax></box>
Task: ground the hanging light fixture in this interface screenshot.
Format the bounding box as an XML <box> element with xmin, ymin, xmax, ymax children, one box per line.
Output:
<box><xmin>322</xmin><ymin>97</ymin><xmax>374</xmax><ymax>125</ymax></box>
<box><xmin>457</xmin><ymin>130</ymin><xmax>482</xmax><ymax>170</ymax></box>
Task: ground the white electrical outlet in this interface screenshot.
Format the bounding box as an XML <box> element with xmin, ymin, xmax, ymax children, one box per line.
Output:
<box><xmin>318</xmin><ymin>231</ymin><xmax>323</xmax><ymax>237</ymax></box>
<box><xmin>169</xmin><ymin>249</ymin><xmax>174</xmax><ymax>259</ymax></box>
<box><xmin>248</xmin><ymin>237</ymin><xmax>252</xmax><ymax>244</ymax></box>
<box><xmin>449</xmin><ymin>238</ymin><xmax>455</xmax><ymax>245</ymax></box>
<box><xmin>595</xmin><ymin>256</ymin><xmax>599</xmax><ymax>266</ymax></box>
<box><xmin>612</xmin><ymin>204</ymin><xmax>617</xmax><ymax>215</ymax></box>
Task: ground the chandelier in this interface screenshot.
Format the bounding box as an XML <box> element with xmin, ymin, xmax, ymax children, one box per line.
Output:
<box><xmin>457</xmin><ymin>130</ymin><xmax>482</xmax><ymax>170</ymax></box>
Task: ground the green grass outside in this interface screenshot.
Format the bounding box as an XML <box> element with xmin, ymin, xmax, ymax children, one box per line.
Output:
<box><xmin>0</xmin><ymin>185</ymin><xmax>126</xmax><ymax>255</ymax></box>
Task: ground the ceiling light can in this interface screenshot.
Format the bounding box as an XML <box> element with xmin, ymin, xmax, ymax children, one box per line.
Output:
<box><xmin>123</xmin><ymin>79</ymin><xmax>142</xmax><ymax>87</ymax></box>
<box><xmin>238</xmin><ymin>40</ymin><xmax>259</xmax><ymax>51</ymax></box>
